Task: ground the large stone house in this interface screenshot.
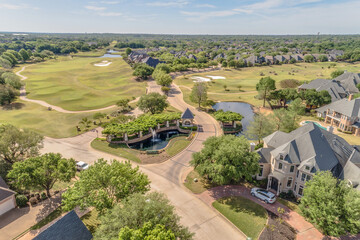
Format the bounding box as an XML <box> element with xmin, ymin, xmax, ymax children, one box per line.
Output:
<box><xmin>316</xmin><ymin>95</ymin><xmax>360</xmax><ymax>136</ymax></box>
<box><xmin>257</xmin><ymin>123</ymin><xmax>360</xmax><ymax>197</ymax></box>
<box><xmin>298</xmin><ymin>78</ymin><xmax>347</xmax><ymax>102</ymax></box>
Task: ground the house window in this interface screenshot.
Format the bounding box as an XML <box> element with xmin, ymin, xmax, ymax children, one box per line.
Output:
<box><xmin>278</xmin><ymin>162</ymin><xmax>283</xmax><ymax>170</ymax></box>
<box><xmin>301</xmin><ymin>173</ymin><xmax>306</xmax><ymax>182</ymax></box>
<box><xmin>297</xmin><ymin>170</ymin><xmax>299</xmax><ymax>178</ymax></box>
<box><xmin>290</xmin><ymin>165</ymin><xmax>295</xmax><ymax>173</ymax></box>
<box><xmin>305</xmin><ymin>165</ymin><xmax>310</xmax><ymax>171</ymax></box>
<box><xmin>287</xmin><ymin>177</ymin><xmax>293</xmax><ymax>188</ymax></box>
<box><xmin>294</xmin><ymin>183</ymin><xmax>297</xmax><ymax>192</ymax></box>
<box><xmin>279</xmin><ymin>154</ymin><xmax>284</xmax><ymax>160</ymax></box>
<box><xmin>259</xmin><ymin>165</ymin><xmax>263</xmax><ymax>177</ymax></box>
<box><xmin>298</xmin><ymin>186</ymin><xmax>304</xmax><ymax>196</ymax></box>
<box><xmin>306</xmin><ymin>175</ymin><xmax>311</xmax><ymax>182</ymax></box>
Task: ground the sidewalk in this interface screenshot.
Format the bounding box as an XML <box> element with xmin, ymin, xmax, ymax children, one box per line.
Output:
<box><xmin>0</xmin><ymin>193</ymin><xmax>62</xmax><ymax>240</ymax></box>
<box><xmin>197</xmin><ymin>185</ymin><xmax>323</xmax><ymax>240</ymax></box>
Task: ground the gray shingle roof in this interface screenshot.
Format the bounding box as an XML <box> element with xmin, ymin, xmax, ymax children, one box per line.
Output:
<box><xmin>257</xmin><ymin>147</ymin><xmax>273</xmax><ymax>163</ymax></box>
<box><xmin>316</xmin><ymin>97</ymin><xmax>360</xmax><ymax>118</ymax></box>
<box><xmin>181</xmin><ymin>108</ymin><xmax>194</xmax><ymax>119</ymax></box>
<box><xmin>335</xmin><ymin>72</ymin><xmax>360</xmax><ymax>94</ymax></box>
<box><xmin>34</xmin><ymin>210</ymin><xmax>93</xmax><ymax>240</ymax></box>
<box><xmin>0</xmin><ymin>176</ymin><xmax>9</xmax><ymax>189</ymax></box>
<box><xmin>298</xmin><ymin>79</ymin><xmax>346</xmax><ymax>102</ymax></box>
<box><xmin>0</xmin><ymin>176</ymin><xmax>15</xmax><ymax>202</ymax></box>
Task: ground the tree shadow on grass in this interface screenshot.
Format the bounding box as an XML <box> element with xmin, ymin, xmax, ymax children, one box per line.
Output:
<box><xmin>2</xmin><ymin>102</ymin><xmax>25</xmax><ymax>110</ymax></box>
<box><xmin>219</xmin><ymin>196</ymin><xmax>268</xmax><ymax>219</ymax></box>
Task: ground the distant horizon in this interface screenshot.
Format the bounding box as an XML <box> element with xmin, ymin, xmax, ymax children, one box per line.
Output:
<box><xmin>0</xmin><ymin>0</ymin><xmax>359</xmax><ymax>35</ymax></box>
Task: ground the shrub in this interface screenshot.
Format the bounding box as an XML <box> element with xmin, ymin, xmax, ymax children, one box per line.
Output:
<box><xmin>29</xmin><ymin>197</ymin><xmax>38</xmax><ymax>206</ymax></box>
<box><xmin>180</xmin><ymin>126</ymin><xmax>198</xmax><ymax>131</ymax></box>
<box><xmin>254</xmin><ymin>142</ymin><xmax>264</xmax><ymax>150</ymax></box>
<box><xmin>279</xmin><ymin>190</ymin><xmax>296</xmax><ymax>201</ymax></box>
<box><xmin>16</xmin><ymin>195</ymin><xmax>28</xmax><ymax>207</ymax></box>
<box><xmin>41</xmin><ymin>192</ymin><xmax>48</xmax><ymax>200</ymax></box>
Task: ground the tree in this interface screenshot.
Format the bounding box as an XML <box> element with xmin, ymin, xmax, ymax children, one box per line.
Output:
<box><xmin>245</xmin><ymin>113</ymin><xmax>276</xmax><ymax>144</ymax></box>
<box><xmin>331</xmin><ymin>70</ymin><xmax>344</xmax><ymax>79</ymax></box>
<box><xmin>119</xmin><ymin>222</ymin><xmax>175</xmax><ymax>240</ymax></box>
<box><xmin>288</xmin><ymin>98</ymin><xmax>306</xmax><ymax>116</ymax></box>
<box><xmin>318</xmin><ymin>55</ymin><xmax>328</xmax><ymax>62</ymax></box>
<box><xmin>125</xmin><ymin>48</ymin><xmax>132</xmax><ymax>56</ymax></box>
<box><xmin>223</xmin><ymin>84</ymin><xmax>227</xmax><ymax>91</ymax></box>
<box><xmin>214</xmin><ymin>110</ymin><xmax>242</xmax><ymax>128</ymax></box>
<box><xmin>94</xmin><ymin>192</ymin><xmax>193</xmax><ymax>240</ymax></box>
<box><xmin>19</xmin><ymin>49</ymin><xmax>29</xmax><ymax>62</ymax></box>
<box><xmin>62</xmin><ymin>159</ymin><xmax>150</xmax><ymax>213</ymax></box>
<box><xmin>0</xmin><ymin>84</ymin><xmax>18</xmax><ymax>105</ymax></box>
<box><xmin>304</xmin><ymin>55</ymin><xmax>315</xmax><ymax>62</ymax></box>
<box><xmin>161</xmin><ymin>86</ymin><xmax>170</xmax><ymax>95</ymax></box>
<box><xmin>190</xmin><ymin>82</ymin><xmax>207</xmax><ymax>108</ymax></box>
<box><xmin>0</xmin><ymin>124</ymin><xmax>43</xmax><ymax>165</ymax></box>
<box><xmin>256</xmin><ymin>77</ymin><xmax>276</xmax><ymax>108</ymax></box>
<box><xmin>221</xmin><ymin>61</ymin><xmax>227</xmax><ymax>68</ymax></box>
<box><xmin>133</xmin><ymin>64</ymin><xmax>154</xmax><ymax>80</ymax></box>
<box><xmin>237</xmin><ymin>85</ymin><xmax>242</xmax><ymax>91</ymax></box>
<box><xmin>299</xmin><ymin>171</ymin><xmax>360</xmax><ymax>236</ymax></box>
<box><xmin>2</xmin><ymin>72</ymin><xmax>22</xmax><ymax>89</ymax></box>
<box><xmin>137</xmin><ymin>93</ymin><xmax>168</xmax><ymax>114</ymax></box>
<box><xmin>190</xmin><ymin>135</ymin><xmax>260</xmax><ymax>185</ymax></box>
<box><xmin>272</xmin><ymin>108</ymin><xmax>298</xmax><ymax>133</ymax></box>
<box><xmin>300</xmin><ymin>89</ymin><xmax>331</xmax><ymax>108</ymax></box>
<box><xmin>116</xmin><ymin>98</ymin><xmax>131</xmax><ymax>112</ymax></box>
<box><xmin>155</xmin><ymin>71</ymin><xmax>173</xmax><ymax>86</ymax></box>
<box><xmin>7</xmin><ymin>153</ymin><xmax>76</xmax><ymax>197</ymax></box>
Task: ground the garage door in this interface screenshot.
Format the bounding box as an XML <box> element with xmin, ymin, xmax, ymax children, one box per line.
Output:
<box><xmin>0</xmin><ymin>197</ymin><xmax>15</xmax><ymax>216</ymax></box>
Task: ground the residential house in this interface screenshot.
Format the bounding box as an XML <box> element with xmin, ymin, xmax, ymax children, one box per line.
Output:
<box><xmin>0</xmin><ymin>177</ymin><xmax>16</xmax><ymax>216</ymax></box>
<box><xmin>298</xmin><ymin>78</ymin><xmax>347</xmax><ymax>102</ymax></box>
<box><xmin>34</xmin><ymin>210</ymin><xmax>93</xmax><ymax>240</ymax></box>
<box><xmin>291</xmin><ymin>54</ymin><xmax>304</xmax><ymax>62</ymax></box>
<box><xmin>274</xmin><ymin>55</ymin><xmax>286</xmax><ymax>63</ymax></box>
<box><xmin>141</xmin><ymin>56</ymin><xmax>163</xmax><ymax>68</ymax></box>
<box><xmin>257</xmin><ymin>123</ymin><xmax>360</xmax><ymax>197</ymax></box>
<box><xmin>316</xmin><ymin>95</ymin><xmax>360</xmax><ymax>136</ymax></box>
<box><xmin>334</xmin><ymin>72</ymin><xmax>360</xmax><ymax>94</ymax></box>
<box><xmin>264</xmin><ymin>56</ymin><xmax>275</xmax><ymax>64</ymax></box>
<box><xmin>244</xmin><ymin>55</ymin><xmax>264</xmax><ymax>65</ymax></box>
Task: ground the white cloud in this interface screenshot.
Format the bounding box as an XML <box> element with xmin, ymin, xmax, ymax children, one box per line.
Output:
<box><xmin>147</xmin><ymin>0</ymin><xmax>189</xmax><ymax>7</ymax></box>
<box><xmin>97</xmin><ymin>12</ymin><xmax>122</xmax><ymax>16</ymax></box>
<box><xmin>195</xmin><ymin>4</ymin><xmax>216</xmax><ymax>8</ymax></box>
<box><xmin>85</xmin><ymin>5</ymin><xmax>106</xmax><ymax>11</ymax></box>
<box><xmin>100</xmin><ymin>1</ymin><xmax>120</xmax><ymax>4</ymax></box>
<box><xmin>181</xmin><ymin>10</ymin><xmax>240</xmax><ymax>21</ymax></box>
<box><xmin>0</xmin><ymin>3</ymin><xmax>39</xmax><ymax>10</ymax></box>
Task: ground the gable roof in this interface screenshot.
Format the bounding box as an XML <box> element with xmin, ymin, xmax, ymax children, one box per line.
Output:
<box><xmin>335</xmin><ymin>72</ymin><xmax>360</xmax><ymax>94</ymax></box>
<box><xmin>316</xmin><ymin>97</ymin><xmax>360</xmax><ymax>118</ymax></box>
<box><xmin>0</xmin><ymin>176</ymin><xmax>15</xmax><ymax>202</ymax></box>
<box><xmin>34</xmin><ymin>210</ymin><xmax>93</xmax><ymax>240</ymax></box>
<box><xmin>0</xmin><ymin>176</ymin><xmax>9</xmax><ymax>189</ymax></box>
<box><xmin>181</xmin><ymin>108</ymin><xmax>194</xmax><ymax>119</ymax></box>
<box><xmin>298</xmin><ymin>79</ymin><xmax>346</xmax><ymax>102</ymax></box>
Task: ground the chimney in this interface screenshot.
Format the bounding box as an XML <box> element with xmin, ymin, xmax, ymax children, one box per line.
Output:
<box><xmin>327</xmin><ymin>126</ymin><xmax>334</xmax><ymax>133</ymax></box>
<box><xmin>250</xmin><ymin>142</ymin><xmax>256</xmax><ymax>152</ymax></box>
<box><xmin>348</xmin><ymin>94</ymin><xmax>354</xmax><ymax>101</ymax></box>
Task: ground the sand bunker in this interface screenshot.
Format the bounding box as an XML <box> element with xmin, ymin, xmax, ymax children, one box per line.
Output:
<box><xmin>191</xmin><ymin>76</ymin><xmax>212</xmax><ymax>82</ymax></box>
<box><xmin>94</xmin><ymin>60</ymin><xmax>112</xmax><ymax>67</ymax></box>
<box><xmin>206</xmin><ymin>75</ymin><xmax>226</xmax><ymax>79</ymax></box>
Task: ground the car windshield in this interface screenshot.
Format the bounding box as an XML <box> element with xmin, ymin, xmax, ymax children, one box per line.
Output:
<box><xmin>80</xmin><ymin>163</ymin><xmax>87</xmax><ymax>167</ymax></box>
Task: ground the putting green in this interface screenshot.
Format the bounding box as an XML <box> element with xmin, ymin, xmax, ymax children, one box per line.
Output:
<box><xmin>22</xmin><ymin>56</ymin><xmax>146</xmax><ymax>111</ymax></box>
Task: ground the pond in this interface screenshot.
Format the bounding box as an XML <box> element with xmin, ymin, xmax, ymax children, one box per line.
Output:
<box><xmin>98</xmin><ymin>49</ymin><xmax>122</xmax><ymax>58</ymax></box>
<box><xmin>212</xmin><ymin>102</ymin><xmax>255</xmax><ymax>134</ymax></box>
<box><xmin>128</xmin><ymin>130</ymin><xmax>181</xmax><ymax>151</ymax></box>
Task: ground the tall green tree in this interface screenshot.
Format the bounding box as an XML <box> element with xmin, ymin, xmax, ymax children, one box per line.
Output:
<box><xmin>245</xmin><ymin>113</ymin><xmax>276</xmax><ymax>144</ymax></box>
<box><xmin>137</xmin><ymin>92</ymin><xmax>168</xmax><ymax>114</ymax></box>
<box><xmin>330</xmin><ymin>70</ymin><xmax>344</xmax><ymax>79</ymax></box>
<box><xmin>288</xmin><ymin>98</ymin><xmax>306</xmax><ymax>116</ymax></box>
<box><xmin>62</xmin><ymin>159</ymin><xmax>150</xmax><ymax>213</ymax></box>
<box><xmin>191</xmin><ymin>135</ymin><xmax>260</xmax><ymax>185</ymax></box>
<box><xmin>19</xmin><ymin>49</ymin><xmax>30</xmax><ymax>62</ymax></box>
<box><xmin>256</xmin><ymin>77</ymin><xmax>276</xmax><ymax>108</ymax></box>
<box><xmin>119</xmin><ymin>222</ymin><xmax>176</xmax><ymax>240</ymax></box>
<box><xmin>7</xmin><ymin>153</ymin><xmax>76</xmax><ymax>196</ymax></box>
<box><xmin>94</xmin><ymin>192</ymin><xmax>193</xmax><ymax>240</ymax></box>
<box><xmin>300</xmin><ymin>171</ymin><xmax>360</xmax><ymax>236</ymax></box>
<box><xmin>190</xmin><ymin>82</ymin><xmax>207</xmax><ymax>108</ymax></box>
<box><xmin>272</xmin><ymin>108</ymin><xmax>298</xmax><ymax>133</ymax></box>
<box><xmin>0</xmin><ymin>124</ymin><xmax>43</xmax><ymax>165</ymax></box>
<box><xmin>133</xmin><ymin>64</ymin><xmax>154</xmax><ymax>80</ymax></box>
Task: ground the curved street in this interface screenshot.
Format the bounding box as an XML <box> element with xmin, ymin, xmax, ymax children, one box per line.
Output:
<box><xmin>40</xmin><ymin>81</ymin><xmax>246</xmax><ymax>240</ymax></box>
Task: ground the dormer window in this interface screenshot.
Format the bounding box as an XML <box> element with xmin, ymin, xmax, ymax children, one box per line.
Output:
<box><xmin>279</xmin><ymin>154</ymin><xmax>284</xmax><ymax>160</ymax></box>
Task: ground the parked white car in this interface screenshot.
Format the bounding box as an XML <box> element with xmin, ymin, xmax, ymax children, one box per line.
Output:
<box><xmin>76</xmin><ymin>161</ymin><xmax>89</xmax><ymax>171</ymax></box>
<box><xmin>251</xmin><ymin>187</ymin><xmax>276</xmax><ymax>204</ymax></box>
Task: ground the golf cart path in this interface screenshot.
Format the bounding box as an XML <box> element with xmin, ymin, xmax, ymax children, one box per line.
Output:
<box><xmin>15</xmin><ymin>66</ymin><xmax>139</xmax><ymax>114</ymax></box>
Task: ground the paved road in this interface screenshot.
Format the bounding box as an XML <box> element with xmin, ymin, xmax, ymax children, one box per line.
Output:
<box><xmin>40</xmin><ymin>82</ymin><xmax>246</xmax><ymax>240</ymax></box>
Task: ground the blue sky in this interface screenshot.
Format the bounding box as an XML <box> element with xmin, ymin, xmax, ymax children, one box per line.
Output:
<box><xmin>0</xmin><ymin>0</ymin><xmax>359</xmax><ymax>34</ymax></box>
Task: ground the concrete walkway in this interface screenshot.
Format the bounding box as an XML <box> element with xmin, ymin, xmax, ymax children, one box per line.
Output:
<box><xmin>198</xmin><ymin>185</ymin><xmax>324</xmax><ymax>240</ymax></box>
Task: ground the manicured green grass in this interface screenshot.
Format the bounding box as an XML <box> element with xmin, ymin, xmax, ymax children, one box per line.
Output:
<box><xmin>277</xmin><ymin>198</ymin><xmax>302</xmax><ymax>215</ymax></box>
<box><xmin>71</xmin><ymin>50</ymin><xmax>107</xmax><ymax>57</ymax></box>
<box><xmin>90</xmin><ymin>138</ymin><xmax>141</xmax><ymax>162</ymax></box>
<box><xmin>31</xmin><ymin>207</ymin><xmax>63</xmax><ymax>230</ymax></box>
<box><xmin>22</xmin><ymin>56</ymin><xmax>146</xmax><ymax>111</ymax></box>
<box><xmin>0</xmin><ymin>101</ymin><xmax>113</xmax><ymax>138</ymax></box>
<box><xmin>81</xmin><ymin>209</ymin><xmax>100</xmax><ymax>234</ymax></box>
<box><xmin>165</xmin><ymin>136</ymin><xmax>191</xmax><ymax>157</ymax></box>
<box><xmin>213</xmin><ymin>196</ymin><xmax>268</xmax><ymax>240</ymax></box>
<box><xmin>176</xmin><ymin>62</ymin><xmax>360</xmax><ymax>107</ymax></box>
<box><xmin>184</xmin><ymin>170</ymin><xmax>216</xmax><ymax>194</ymax></box>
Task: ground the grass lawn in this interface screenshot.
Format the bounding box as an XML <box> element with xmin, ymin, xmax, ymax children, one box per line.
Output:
<box><xmin>81</xmin><ymin>209</ymin><xmax>100</xmax><ymax>234</ymax></box>
<box><xmin>277</xmin><ymin>198</ymin><xmax>302</xmax><ymax>215</ymax></box>
<box><xmin>30</xmin><ymin>207</ymin><xmax>63</xmax><ymax>230</ymax></box>
<box><xmin>213</xmin><ymin>196</ymin><xmax>268</xmax><ymax>240</ymax></box>
<box><xmin>0</xmin><ymin>101</ymin><xmax>114</xmax><ymax>138</ymax></box>
<box><xmin>90</xmin><ymin>138</ymin><xmax>141</xmax><ymax>162</ymax></box>
<box><xmin>22</xmin><ymin>56</ymin><xmax>146</xmax><ymax>111</ymax></box>
<box><xmin>184</xmin><ymin>170</ymin><xmax>217</xmax><ymax>194</ymax></box>
<box><xmin>71</xmin><ymin>50</ymin><xmax>107</xmax><ymax>57</ymax></box>
<box><xmin>165</xmin><ymin>136</ymin><xmax>191</xmax><ymax>157</ymax></box>
<box><xmin>176</xmin><ymin>62</ymin><xmax>360</xmax><ymax>107</ymax></box>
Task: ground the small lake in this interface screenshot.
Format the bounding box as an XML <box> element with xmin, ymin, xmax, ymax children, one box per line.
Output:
<box><xmin>98</xmin><ymin>49</ymin><xmax>122</xmax><ymax>58</ymax></box>
<box><xmin>212</xmin><ymin>102</ymin><xmax>255</xmax><ymax>133</ymax></box>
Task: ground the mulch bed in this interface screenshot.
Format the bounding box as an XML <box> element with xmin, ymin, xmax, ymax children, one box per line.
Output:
<box><xmin>259</xmin><ymin>210</ymin><xmax>297</xmax><ymax>240</ymax></box>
